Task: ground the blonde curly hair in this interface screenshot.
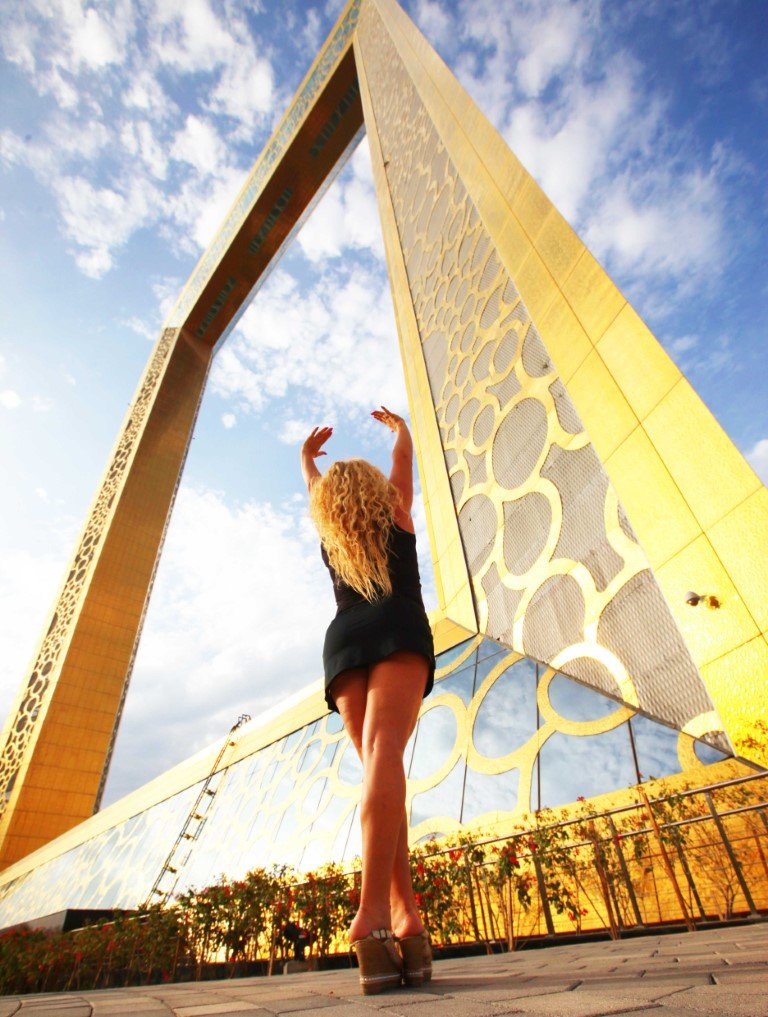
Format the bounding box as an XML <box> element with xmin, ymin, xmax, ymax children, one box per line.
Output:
<box><xmin>310</xmin><ymin>459</ymin><xmax>399</xmax><ymax>602</ymax></box>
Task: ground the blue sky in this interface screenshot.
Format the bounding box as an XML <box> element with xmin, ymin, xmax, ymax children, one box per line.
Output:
<box><xmin>1</xmin><ymin>0</ymin><xmax>766</xmax><ymax>807</ymax></box>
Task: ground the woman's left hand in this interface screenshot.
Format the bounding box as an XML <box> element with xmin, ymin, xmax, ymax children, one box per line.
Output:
<box><xmin>371</xmin><ymin>405</ymin><xmax>405</xmax><ymax>432</ymax></box>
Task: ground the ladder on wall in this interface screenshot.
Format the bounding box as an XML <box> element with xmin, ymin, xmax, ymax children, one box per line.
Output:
<box><xmin>142</xmin><ymin>713</ymin><xmax>251</xmax><ymax>910</ymax></box>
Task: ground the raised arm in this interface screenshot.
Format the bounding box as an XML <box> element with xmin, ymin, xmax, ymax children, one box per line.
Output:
<box><xmin>372</xmin><ymin>406</ymin><xmax>414</xmax><ymax>519</ymax></box>
<box><xmin>301</xmin><ymin>426</ymin><xmax>333</xmax><ymax>491</ymax></box>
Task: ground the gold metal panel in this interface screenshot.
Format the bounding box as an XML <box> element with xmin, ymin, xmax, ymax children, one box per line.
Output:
<box><xmin>561</xmin><ymin>249</ymin><xmax>626</xmax><ymax>343</ymax></box>
<box><xmin>596</xmin><ymin>304</ymin><xmax>681</xmax><ymax>421</ymax></box>
<box><xmin>644</xmin><ymin>378</ymin><xmax>762</xmax><ymax>531</ymax></box>
<box><xmin>566</xmin><ymin>351</ymin><xmax>639</xmax><ymax>460</ymax></box>
<box><xmin>699</xmin><ymin>636</ymin><xmax>768</xmax><ymax>760</ymax></box>
<box><xmin>605</xmin><ymin>426</ymin><xmax>701</xmax><ymax>570</ymax></box>
<box><xmin>354</xmin><ymin>30</ymin><xmax>476</xmax><ymax>631</ymax></box>
<box><xmin>707</xmin><ymin>486</ymin><xmax>768</xmax><ymax>635</ymax></box>
<box><xmin>655</xmin><ymin>533</ymin><xmax>759</xmax><ymax>669</ymax></box>
<box><xmin>532</xmin><ymin>292</ymin><xmax>593</xmax><ymax>383</ymax></box>
<box><xmin>356</xmin><ymin>0</ymin><xmax>727</xmax><ymax>751</ymax></box>
<box><xmin>534</xmin><ymin>209</ymin><xmax>585</xmax><ymax>287</ymax></box>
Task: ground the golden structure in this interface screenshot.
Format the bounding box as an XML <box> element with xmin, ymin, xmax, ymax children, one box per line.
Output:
<box><xmin>0</xmin><ymin>0</ymin><xmax>765</xmax><ymax>887</ymax></box>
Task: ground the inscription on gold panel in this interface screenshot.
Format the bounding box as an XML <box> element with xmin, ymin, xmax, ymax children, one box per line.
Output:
<box><xmin>357</xmin><ymin>3</ymin><xmax>727</xmax><ymax>750</ymax></box>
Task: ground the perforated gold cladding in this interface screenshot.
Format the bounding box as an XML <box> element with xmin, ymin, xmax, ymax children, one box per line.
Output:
<box><xmin>358</xmin><ymin>3</ymin><xmax>727</xmax><ymax>750</ymax></box>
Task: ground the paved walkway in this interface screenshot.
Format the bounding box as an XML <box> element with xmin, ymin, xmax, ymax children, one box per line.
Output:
<box><xmin>2</xmin><ymin>924</ymin><xmax>766</xmax><ymax>1017</ymax></box>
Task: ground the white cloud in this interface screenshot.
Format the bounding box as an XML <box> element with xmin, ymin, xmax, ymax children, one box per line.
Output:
<box><xmin>413</xmin><ymin>0</ymin><xmax>454</xmax><ymax>49</ymax></box>
<box><xmin>52</xmin><ymin>173</ymin><xmax>161</xmax><ymax>277</ymax></box>
<box><xmin>170</xmin><ymin>114</ymin><xmax>226</xmax><ymax>175</ymax></box>
<box><xmin>0</xmin><ymin>390</ymin><xmax>21</xmax><ymax>409</ymax></box>
<box><xmin>584</xmin><ymin>162</ymin><xmax>725</xmax><ymax>289</ymax></box>
<box><xmin>103</xmin><ymin>483</ymin><xmax>334</xmax><ymax>800</ymax></box>
<box><xmin>221</xmin><ymin>412</ymin><xmax>236</xmax><ymax>429</ymax></box>
<box><xmin>211</xmin><ymin>262</ymin><xmax>406</xmax><ymax>423</ymax></box>
<box><xmin>207</xmin><ymin>46</ymin><xmax>276</xmax><ymax>133</ymax></box>
<box><xmin>746</xmin><ymin>439</ymin><xmax>768</xmax><ymax>486</ymax></box>
<box><xmin>514</xmin><ymin>3</ymin><xmax>593</xmax><ymax>98</ymax></box>
<box><xmin>280</xmin><ymin>419</ymin><xmax>313</xmax><ymax>445</ymax></box>
<box><xmin>296</xmin><ymin>139</ymin><xmax>384</xmax><ymax>263</ymax></box>
<box><xmin>124</xmin><ymin>316</ymin><xmax>157</xmax><ymax>341</ymax></box>
<box><xmin>148</xmin><ymin>0</ymin><xmax>237</xmax><ymax>71</ymax></box>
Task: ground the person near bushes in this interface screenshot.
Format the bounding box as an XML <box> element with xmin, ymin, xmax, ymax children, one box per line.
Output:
<box><xmin>301</xmin><ymin>407</ymin><xmax>435</xmax><ymax>995</ymax></box>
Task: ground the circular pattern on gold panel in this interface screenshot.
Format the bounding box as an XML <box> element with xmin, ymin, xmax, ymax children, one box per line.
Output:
<box><xmin>358</xmin><ymin>2</ymin><xmax>725</xmax><ymax>747</ymax></box>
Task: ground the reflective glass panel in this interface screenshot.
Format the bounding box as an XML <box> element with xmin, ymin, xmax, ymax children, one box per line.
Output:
<box><xmin>316</xmin><ymin>741</ymin><xmax>339</xmax><ymax>772</ymax></box>
<box><xmin>474</xmin><ymin>649</ymin><xmax>516</xmax><ymax>691</ymax></box>
<box><xmin>693</xmin><ymin>737</ymin><xmax>731</xmax><ymax>765</ymax></box>
<box><xmin>433</xmin><ymin>665</ymin><xmax>475</xmax><ymax>705</ymax></box>
<box><xmin>462</xmin><ymin>767</ymin><xmax>519</xmax><ymax>823</ymax></box>
<box><xmin>270</xmin><ymin>770</ymin><xmax>295</xmax><ymax>806</ymax></box>
<box><xmin>410</xmin><ymin>757</ymin><xmax>466</xmax><ymax>829</ymax></box>
<box><xmin>436</xmin><ymin>637</ymin><xmax>476</xmax><ymax>670</ymax></box>
<box><xmin>325</xmin><ymin>712</ymin><xmax>344</xmax><ymax>734</ymax></box>
<box><xmin>338</xmin><ymin>741</ymin><xmax>363</xmax><ymax>785</ymax></box>
<box><xmin>298</xmin><ymin>738</ymin><xmax>323</xmax><ymax>773</ymax></box>
<box><xmin>473</xmin><ymin>658</ymin><xmax>537</xmax><ymax>758</ymax></box>
<box><xmin>548</xmin><ymin>672</ymin><xmax>621</xmax><ymax>722</ymax></box>
<box><xmin>344</xmin><ymin>806</ymin><xmax>363</xmax><ymax>861</ymax></box>
<box><xmin>539</xmin><ymin>725</ymin><xmax>635</xmax><ymax>809</ymax></box>
<box><xmin>409</xmin><ymin>706</ymin><xmax>458</xmax><ymax>781</ymax></box>
<box><xmin>301</xmin><ymin>776</ymin><xmax>327</xmax><ymax>817</ymax></box>
<box><xmin>630</xmin><ymin>715</ymin><xmax>682</xmax><ymax>781</ymax></box>
<box><xmin>477</xmin><ymin>636</ymin><xmax>508</xmax><ymax>662</ymax></box>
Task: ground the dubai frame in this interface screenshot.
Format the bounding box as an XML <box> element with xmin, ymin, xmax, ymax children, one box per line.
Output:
<box><xmin>0</xmin><ymin>0</ymin><xmax>766</xmax><ymax>915</ymax></box>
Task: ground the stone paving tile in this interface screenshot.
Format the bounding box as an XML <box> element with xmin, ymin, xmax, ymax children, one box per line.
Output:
<box><xmin>91</xmin><ymin>1009</ymin><xmax>174</xmax><ymax>1016</ymax></box>
<box><xmin>256</xmin><ymin>998</ymin><xmax>362</xmax><ymax>1015</ymax></box>
<box><xmin>173</xmin><ymin>1002</ymin><xmax>265</xmax><ymax>1015</ymax></box>
<box><xmin>654</xmin><ymin>985</ymin><xmax>768</xmax><ymax>1016</ymax></box>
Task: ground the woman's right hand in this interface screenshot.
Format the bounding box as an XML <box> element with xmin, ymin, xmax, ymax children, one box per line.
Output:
<box><xmin>303</xmin><ymin>426</ymin><xmax>333</xmax><ymax>459</ymax></box>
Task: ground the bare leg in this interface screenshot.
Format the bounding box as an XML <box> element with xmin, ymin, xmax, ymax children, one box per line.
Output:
<box><xmin>331</xmin><ymin>651</ymin><xmax>427</xmax><ymax>941</ymax></box>
<box><xmin>390</xmin><ymin>812</ymin><xmax>424</xmax><ymax>939</ymax></box>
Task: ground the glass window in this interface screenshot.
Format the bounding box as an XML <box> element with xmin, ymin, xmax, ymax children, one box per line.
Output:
<box><xmin>325</xmin><ymin>712</ymin><xmax>344</xmax><ymax>735</ymax></box>
<box><xmin>338</xmin><ymin>741</ymin><xmax>363</xmax><ymax>785</ymax></box>
<box><xmin>270</xmin><ymin>770</ymin><xmax>295</xmax><ymax>806</ymax></box>
<box><xmin>409</xmin><ymin>706</ymin><xmax>458</xmax><ymax>781</ymax></box>
<box><xmin>462</xmin><ymin>767</ymin><xmax>519</xmax><ymax>823</ymax></box>
<box><xmin>477</xmin><ymin>636</ymin><xmax>507</xmax><ymax>662</ymax></box>
<box><xmin>436</xmin><ymin>637</ymin><xmax>476</xmax><ymax>670</ymax></box>
<box><xmin>548</xmin><ymin>672</ymin><xmax>621</xmax><ymax>722</ymax></box>
<box><xmin>539</xmin><ymin>725</ymin><xmax>635</xmax><ymax>809</ymax></box>
<box><xmin>693</xmin><ymin>737</ymin><xmax>731</xmax><ymax>765</ymax></box>
<box><xmin>433</xmin><ymin>665</ymin><xmax>475</xmax><ymax>704</ymax></box>
<box><xmin>301</xmin><ymin>776</ymin><xmax>328</xmax><ymax>817</ymax></box>
<box><xmin>410</xmin><ymin>757</ymin><xmax>466</xmax><ymax>829</ymax></box>
<box><xmin>344</xmin><ymin>806</ymin><xmax>363</xmax><ymax>862</ymax></box>
<box><xmin>330</xmin><ymin>806</ymin><xmax>356</xmax><ymax>861</ymax></box>
<box><xmin>316</xmin><ymin>740</ymin><xmax>339</xmax><ymax>772</ymax></box>
<box><xmin>630</xmin><ymin>715</ymin><xmax>683</xmax><ymax>781</ymax></box>
<box><xmin>473</xmin><ymin>658</ymin><xmax>537</xmax><ymax>758</ymax></box>
<box><xmin>474</xmin><ymin>649</ymin><xmax>516</xmax><ymax>692</ymax></box>
<box><xmin>297</xmin><ymin>738</ymin><xmax>323</xmax><ymax>773</ymax></box>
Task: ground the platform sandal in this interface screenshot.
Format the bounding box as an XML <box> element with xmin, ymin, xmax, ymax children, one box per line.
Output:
<box><xmin>398</xmin><ymin>929</ymin><xmax>432</xmax><ymax>986</ymax></box>
<box><xmin>351</xmin><ymin>928</ymin><xmax>402</xmax><ymax>995</ymax></box>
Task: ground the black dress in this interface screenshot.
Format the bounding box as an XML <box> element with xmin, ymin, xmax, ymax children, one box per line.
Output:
<box><xmin>321</xmin><ymin>524</ymin><xmax>435</xmax><ymax>713</ymax></box>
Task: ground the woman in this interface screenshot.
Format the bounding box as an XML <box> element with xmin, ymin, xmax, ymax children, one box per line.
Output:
<box><xmin>301</xmin><ymin>407</ymin><xmax>435</xmax><ymax>995</ymax></box>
